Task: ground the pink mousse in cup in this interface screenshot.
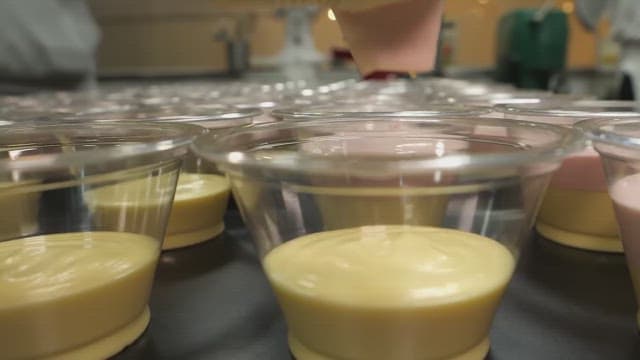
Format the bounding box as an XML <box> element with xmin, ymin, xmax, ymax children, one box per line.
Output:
<box><xmin>580</xmin><ymin>117</ymin><xmax>640</xmax><ymax>328</ymax></box>
<box><xmin>496</xmin><ymin>101</ymin><xmax>640</xmax><ymax>253</ymax></box>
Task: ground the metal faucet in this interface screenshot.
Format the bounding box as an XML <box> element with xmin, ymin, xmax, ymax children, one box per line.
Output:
<box><xmin>215</xmin><ymin>13</ymin><xmax>255</xmax><ymax>77</ymax></box>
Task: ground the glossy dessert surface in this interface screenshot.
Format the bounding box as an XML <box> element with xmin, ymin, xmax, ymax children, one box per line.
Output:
<box><xmin>0</xmin><ymin>231</ymin><xmax>158</xmax><ymax>359</ymax></box>
<box><xmin>265</xmin><ymin>225</ymin><xmax>514</xmax><ymax>360</ymax></box>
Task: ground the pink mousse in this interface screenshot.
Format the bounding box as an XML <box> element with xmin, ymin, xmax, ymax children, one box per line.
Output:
<box><xmin>336</xmin><ymin>0</ymin><xmax>443</xmax><ymax>75</ymax></box>
<box><xmin>611</xmin><ymin>173</ymin><xmax>640</xmax><ymax>262</ymax></box>
<box><xmin>548</xmin><ymin>148</ymin><xmax>608</xmax><ymax>192</ymax></box>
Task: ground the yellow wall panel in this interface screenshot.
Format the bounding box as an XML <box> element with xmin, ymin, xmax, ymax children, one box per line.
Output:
<box><xmin>91</xmin><ymin>0</ymin><xmax>599</xmax><ymax>74</ymax></box>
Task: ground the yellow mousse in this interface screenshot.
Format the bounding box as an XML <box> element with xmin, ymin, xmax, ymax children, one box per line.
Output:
<box><xmin>306</xmin><ymin>187</ymin><xmax>448</xmax><ymax>230</ymax></box>
<box><xmin>87</xmin><ymin>173</ymin><xmax>230</xmax><ymax>250</ymax></box>
<box><xmin>164</xmin><ymin>173</ymin><xmax>230</xmax><ymax>249</ymax></box>
<box><xmin>536</xmin><ymin>187</ymin><xmax>620</xmax><ymax>252</ymax></box>
<box><xmin>0</xmin><ymin>231</ymin><xmax>158</xmax><ymax>360</ymax></box>
<box><xmin>0</xmin><ymin>181</ymin><xmax>40</xmax><ymax>240</ymax></box>
<box><xmin>264</xmin><ymin>225</ymin><xmax>515</xmax><ymax>360</ymax></box>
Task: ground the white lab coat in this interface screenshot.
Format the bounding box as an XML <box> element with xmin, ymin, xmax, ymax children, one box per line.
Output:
<box><xmin>576</xmin><ymin>0</ymin><xmax>640</xmax><ymax>97</ymax></box>
<box><xmin>0</xmin><ymin>0</ymin><xmax>99</xmax><ymax>82</ymax></box>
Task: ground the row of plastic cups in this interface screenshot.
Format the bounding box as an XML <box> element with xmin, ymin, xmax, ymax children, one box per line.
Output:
<box><xmin>1</xmin><ymin>103</ymin><xmax>502</xmax><ymax>255</ymax></box>
<box><xmin>266</xmin><ymin>99</ymin><xmax>640</xmax><ymax>254</ymax></box>
<box><xmin>0</xmin><ymin>115</ymin><xmax>564</xmax><ymax>360</ymax></box>
<box><xmin>205</xmin><ymin>113</ymin><xmax>640</xmax><ymax>360</ymax></box>
<box><xmin>0</xmin><ymin>84</ymin><xmax>582</xmax><ymax>127</ymax></box>
<box><xmin>270</xmin><ymin>102</ymin><xmax>493</xmax><ymax>121</ymax></box>
<box><xmin>6</xmin><ymin>112</ymin><xmax>640</xmax><ymax>359</ymax></box>
<box><xmin>228</xmin><ymin>101</ymin><xmax>640</xmax><ymax>358</ymax></box>
<box><xmin>0</xmin><ymin>78</ymin><xmax>351</xmax><ymax>122</ymax></box>
<box><xmin>271</xmin><ymin>99</ymin><xmax>640</xmax><ymax>255</ymax></box>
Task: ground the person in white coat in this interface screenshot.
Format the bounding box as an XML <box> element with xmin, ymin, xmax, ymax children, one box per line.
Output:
<box><xmin>576</xmin><ymin>0</ymin><xmax>640</xmax><ymax>99</ymax></box>
<box><xmin>0</xmin><ymin>0</ymin><xmax>100</xmax><ymax>93</ymax></box>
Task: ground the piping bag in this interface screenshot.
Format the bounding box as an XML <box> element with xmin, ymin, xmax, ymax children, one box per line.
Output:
<box><xmin>214</xmin><ymin>0</ymin><xmax>443</xmax><ymax>78</ymax></box>
<box><xmin>335</xmin><ymin>0</ymin><xmax>443</xmax><ymax>78</ymax></box>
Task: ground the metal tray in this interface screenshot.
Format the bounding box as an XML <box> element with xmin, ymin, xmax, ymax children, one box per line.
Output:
<box><xmin>115</xmin><ymin>210</ymin><xmax>640</xmax><ymax>359</ymax></box>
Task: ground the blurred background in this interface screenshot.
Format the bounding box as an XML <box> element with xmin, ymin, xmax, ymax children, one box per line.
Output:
<box><xmin>91</xmin><ymin>0</ymin><xmax>605</xmax><ymax>74</ymax></box>
<box><xmin>0</xmin><ymin>0</ymin><xmax>628</xmax><ymax>97</ymax></box>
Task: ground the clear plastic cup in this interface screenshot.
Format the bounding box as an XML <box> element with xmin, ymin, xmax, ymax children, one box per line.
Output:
<box><xmin>0</xmin><ymin>92</ymin><xmax>136</xmax><ymax>122</ymax></box>
<box><xmin>447</xmin><ymin>91</ymin><xmax>589</xmax><ymax>110</ymax></box>
<box><xmin>495</xmin><ymin>101</ymin><xmax>640</xmax><ymax>124</ymax></box>
<box><xmin>494</xmin><ymin>101</ymin><xmax>640</xmax><ymax>253</ymax></box>
<box><xmin>61</xmin><ymin>106</ymin><xmax>260</xmax><ymax>250</ymax></box>
<box><xmin>152</xmin><ymin>107</ymin><xmax>259</xmax><ymax>250</ymax></box>
<box><xmin>271</xmin><ymin>103</ymin><xmax>491</xmax><ymax>121</ymax></box>
<box><xmin>152</xmin><ymin>106</ymin><xmax>260</xmax><ymax>131</ymax></box>
<box><xmin>193</xmin><ymin>116</ymin><xmax>582</xmax><ymax>360</ymax></box>
<box><xmin>431</xmin><ymin>80</ymin><xmax>515</xmax><ymax>99</ymax></box>
<box><xmin>217</xmin><ymin>95</ymin><xmax>281</xmax><ymax>124</ymax></box>
<box><xmin>579</xmin><ymin>117</ymin><xmax>640</xmax><ymax>329</ymax></box>
<box><xmin>0</xmin><ymin>120</ymin><xmax>197</xmax><ymax>360</ymax></box>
